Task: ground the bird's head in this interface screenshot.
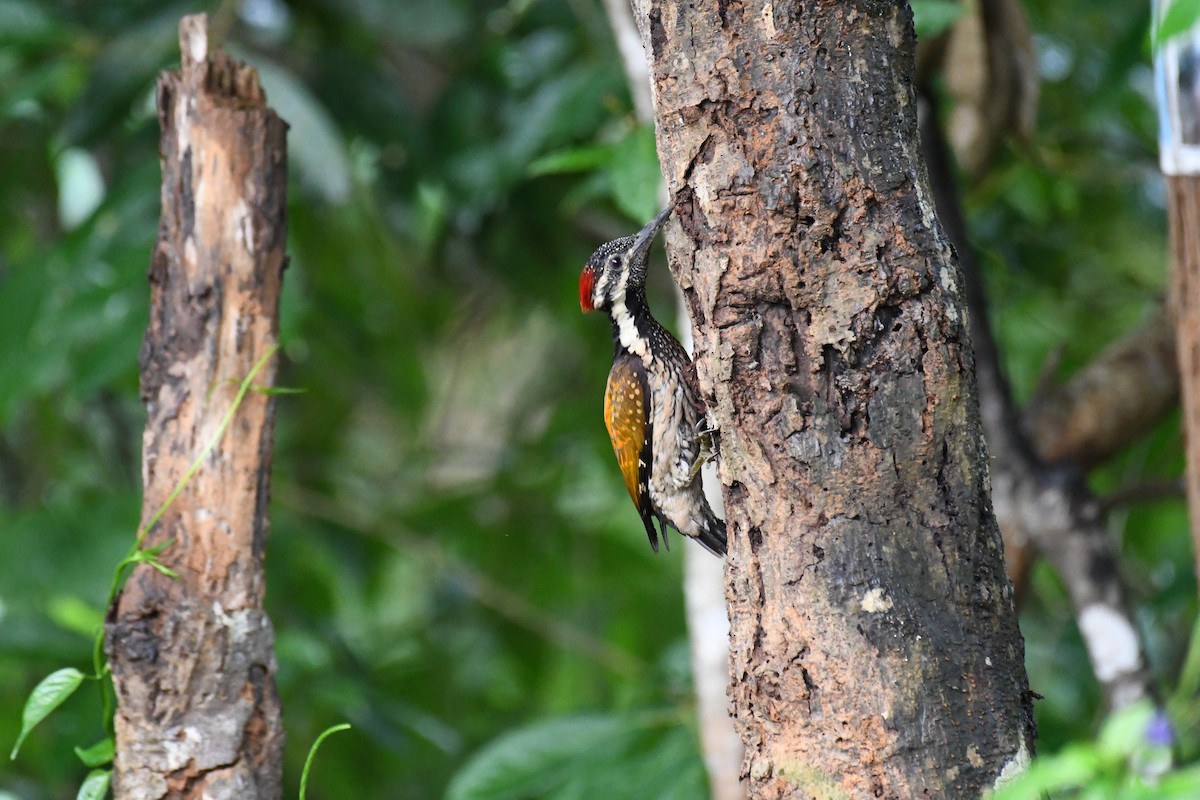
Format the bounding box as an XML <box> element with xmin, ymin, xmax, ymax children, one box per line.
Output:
<box><xmin>580</xmin><ymin>207</ymin><xmax>673</xmax><ymax>314</ymax></box>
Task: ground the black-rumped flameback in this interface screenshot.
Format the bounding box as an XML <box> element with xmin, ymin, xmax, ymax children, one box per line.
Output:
<box><xmin>579</xmin><ymin>208</ymin><xmax>726</xmax><ymax>556</ymax></box>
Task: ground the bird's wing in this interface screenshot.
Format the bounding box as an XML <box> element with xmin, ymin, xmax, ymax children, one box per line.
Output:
<box><xmin>604</xmin><ymin>354</ymin><xmax>660</xmax><ymax>552</ymax></box>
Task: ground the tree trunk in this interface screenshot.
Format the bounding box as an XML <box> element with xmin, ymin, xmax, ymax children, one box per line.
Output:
<box><xmin>1169</xmin><ymin>175</ymin><xmax>1200</xmax><ymax>585</ymax></box>
<box><xmin>1156</xmin><ymin>0</ymin><xmax>1200</xmax><ymax>592</ymax></box>
<box><xmin>632</xmin><ymin>2</ymin><xmax>1034</xmax><ymax>797</ymax></box>
<box><xmin>105</xmin><ymin>14</ymin><xmax>287</xmax><ymax>799</ymax></box>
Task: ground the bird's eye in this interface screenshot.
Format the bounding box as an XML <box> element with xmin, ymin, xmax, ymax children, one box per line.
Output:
<box><xmin>609</xmin><ymin>256</ymin><xmax>621</xmax><ymax>269</ymax></box>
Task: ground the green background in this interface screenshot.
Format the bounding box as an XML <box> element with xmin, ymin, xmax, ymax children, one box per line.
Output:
<box><xmin>0</xmin><ymin>1</ymin><xmax>1195</xmax><ymax>797</ymax></box>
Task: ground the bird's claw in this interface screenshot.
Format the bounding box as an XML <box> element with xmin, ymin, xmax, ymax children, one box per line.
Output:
<box><xmin>688</xmin><ymin>418</ymin><xmax>720</xmax><ymax>480</ymax></box>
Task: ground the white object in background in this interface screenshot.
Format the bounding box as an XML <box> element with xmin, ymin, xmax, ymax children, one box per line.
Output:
<box><xmin>1155</xmin><ymin>0</ymin><xmax>1200</xmax><ymax>175</ymax></box>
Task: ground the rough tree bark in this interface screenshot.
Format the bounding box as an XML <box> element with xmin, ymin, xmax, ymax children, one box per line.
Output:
<box><xmin>1152</xmin><ymin>0</ymin><xmax>1200</xmax><ymax>588</ymax></box>
<box><xmin>1170</xmin><ymin>177</ymin><xmax>1200</xmax><ymax>585</ymax></box>
<box><xmin>632</xmin><ymin>2</ymin><xmax>1033</xmax><ymax>797</ymax></box>
<box><xmin>104</xmin><ymin>15</ymin><xmax>287</xmax><ymax>799</ymax></box>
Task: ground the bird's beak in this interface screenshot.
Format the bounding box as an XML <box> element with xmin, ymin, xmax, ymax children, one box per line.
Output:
<box><xmin>629</xmin><ymin>206</ymin><xmax>673</xmax><ymax>260</ymax></box>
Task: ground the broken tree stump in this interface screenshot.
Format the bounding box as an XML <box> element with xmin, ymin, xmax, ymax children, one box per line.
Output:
<box><xmin>105</xmin><ymin>14</ymin><xmax>288</xmax><ymax>799</ymax></box>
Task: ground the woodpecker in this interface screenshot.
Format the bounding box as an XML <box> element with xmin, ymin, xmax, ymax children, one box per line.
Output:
<box><xmin>579</xmin><ymin>207</ymin><xmax>726</xmax><ymax>557</ymax></box>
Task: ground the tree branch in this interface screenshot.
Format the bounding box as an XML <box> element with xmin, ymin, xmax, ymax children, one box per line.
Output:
<box><xmin>1025</xmin><ymin>313</ymin><xmax>1176</xmax><ymax>468</ymax></box>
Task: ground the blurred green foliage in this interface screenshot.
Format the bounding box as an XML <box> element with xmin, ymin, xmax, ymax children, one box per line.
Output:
<box><xmin>0</xmin><ymin>0</ymin><xmax>1196</xmax><ymax>798</ymax></box>
<box><xmin>991</xmin><ymin>700</ymin><xmax>1200</xmax><ymax>799</ymax></box>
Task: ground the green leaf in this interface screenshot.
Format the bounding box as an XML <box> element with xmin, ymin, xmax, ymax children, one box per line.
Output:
<box><xmin>299</xmin><ymin>723</ymin><xmax>351</xmax><ymax>800</ymax></box>
<box><xmin>141</xmin><ymin>539</ymin><xmax>174</xmax><ymax>557</ymax></box>
<box><xmin>1097</xmin><ymin>700</ymin><xmax>1155</xmax><ymax>759</ymax></box>
<box><xmin>499</xmin><ymin>65</ymin><xmax>615</xmax><ymax>178</ymax></box>
<box><xmin>988</xmin><ymin>744</ymin><xmax>1102</xmax><ymax>799</ymax></box>
<box><xmin>527</xmin><ymin>145</ymin><xmax>612</xmax><ymax>177</ymax></box>
<box><xmin>609</xmin><ymin>126</ymin><xmax>662</xmax><ymax>225</ymax></box>
<box><xmin>147</xmin><ymin>559</ymin><xmax>179</xmax><ymax>579</ymax></box>
<box><xmin>10</xmin><ymin>667</ymin><xmax>86</xmax><ymax>759</ymax></box>
<box><xmin>74</xmin><ymin>737</ymin><xmax>114</xmax><ymax>768</ymax></box>
<box><xmin>55</xmin><ymin>147</ymin><xmax>105</xmax><ymax>229</ymax></box>
<box><xmin>1154</xmin><ymin>766</ymin><xmax>1200</xmax><ymax>797</ymax></box>
<box><xmin>446</xmin><ymin>715</ymin><xmax>641</xmax><ymax>800</ymax></box>
<box><xmin>251</xmin><ymin>385</ymin><xmax>307</xmax><ymax>396</ymax></box>
<box><xmin>1155</xmin><ymin>0</ymin><xmax>1200</xmax><ymax>48</ymax></box>
<box><xmin>75</xmin><ymin>768</ymin><xmax>111</xmax><ymax>800</ymax></box>
<box><xmin>47</xmin><ymin>595</ymin><xmax>105</xmax><ymax>640</ymax></box>
<box><xmin>613</xmin><ymin>726</ymin><xmax>705</xmax><ymax>800</ymax></box>
<box><xmin>912</xmin><ymin>0</ymin><xmax>964</xmax><ymax>39</ymax></box>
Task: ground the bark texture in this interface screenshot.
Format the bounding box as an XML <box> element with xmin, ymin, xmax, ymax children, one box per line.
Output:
<box><xmin>632</xmin><ymin>2</ymin><xmax>1033</xmax><ymax>797</ymax></box>
<box><xmin>1170</xmin><ymin>175</ymin><xmax>1200</xmax><ymax>585</ymax></box>
<box><xmin>105</xmin><ymin>15</ymin><xmax>287</xmax><ymax>799</ymax></box>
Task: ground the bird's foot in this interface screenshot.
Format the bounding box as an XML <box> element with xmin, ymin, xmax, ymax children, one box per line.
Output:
<box><xmin>694</xmin><ymin>419</ymin><xmax>721</xmax><ymax>465</ymax></box>
<box><xmin>688</xmin><ymin>433</ymin><xmax>720</xmax><ymax>482</ymax></box>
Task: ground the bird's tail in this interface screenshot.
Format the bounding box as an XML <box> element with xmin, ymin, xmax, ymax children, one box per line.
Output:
<box><xmin>693</xmin><ymin>513</ymin><xmax>727</xmax><ymax>557</ymax></box>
